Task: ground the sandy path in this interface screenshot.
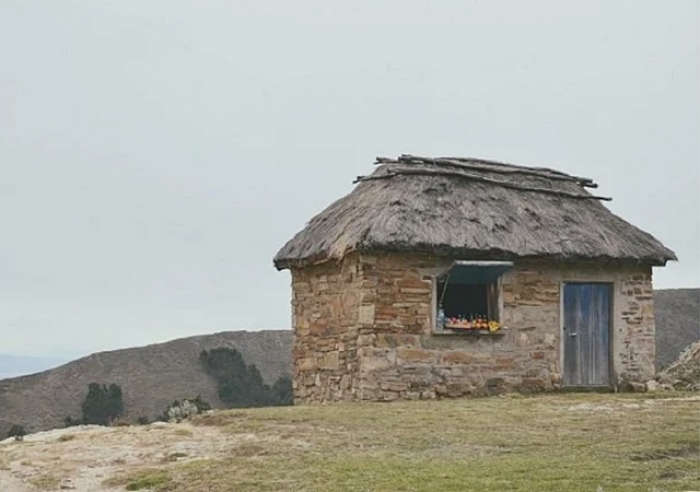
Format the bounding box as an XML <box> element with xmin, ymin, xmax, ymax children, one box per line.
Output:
<box><xmin>0</xmin><ymin>421</ymin><xmax>233</xmax><ymax>492</ymax></box>
<box><xmin>0</xmin><ymin>472</ymin><xmax>33</xmax><ymax>492</ymax></box>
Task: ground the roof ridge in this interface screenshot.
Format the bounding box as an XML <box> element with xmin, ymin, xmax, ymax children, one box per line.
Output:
<box><xmin>374</xmin><ymin>155</ymin><xmax>597</xmax><ymax>188</ymax></box>
<box><xmin>355</xmin><ymin>166</ymin><xmax>611</xmax><ymax>201</ymax></box>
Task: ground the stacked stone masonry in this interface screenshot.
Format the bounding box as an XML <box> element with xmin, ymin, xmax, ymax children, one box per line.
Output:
<box><xmin>291</xmin><ymin>255</ymin><xmax>363</xmax><ymax>402</ymax></box>
<box><xmin>290</xmin><ymin>253</ymin><xmax>655</xmax><ymax>403</ymax></box>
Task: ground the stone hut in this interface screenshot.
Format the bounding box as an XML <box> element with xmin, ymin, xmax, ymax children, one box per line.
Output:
<box><xmin>273</xmin><ymin>155</ymin><xmax>676</xmax><ymax>402</ymax></box>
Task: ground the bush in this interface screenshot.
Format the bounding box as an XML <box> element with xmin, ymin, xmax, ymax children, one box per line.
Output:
<box><xmin>7</xmin><ymin>424</ymin><xmax>26</xmax><ymax>441</ymax></box>
<box><xmin>270</xmin><ymin>375</ymin><xmax>294</xmax><ymax>406</ymax></box>
<box><xmin>81</xmin><ymin>383</ymin><xmax>124</xmax><ymax>425</ymax></box>
<box><xmin>163</xmin><ymin>395</ymin><xmax>212</xmax><ymax>423</ymax></box>
<box><xmin>200</xmin><ymin>348</ymin><xmax>293</xmax><ymax>408</ymax></box>
<box><xmin>64</xmin><ymin>416</ymin><xmax>82</xmax><ymax>427</ymax></box>
<box><xmin>189</xmin><ymin>395</ymin><xmax>212</xmax><ymax>412</ymax></box>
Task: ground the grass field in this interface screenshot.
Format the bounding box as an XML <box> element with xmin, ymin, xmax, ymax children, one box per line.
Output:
<box><xmin>104</xmin><ymin>393</ymin><xmax>700</xmax><ymax>492</ymax></box>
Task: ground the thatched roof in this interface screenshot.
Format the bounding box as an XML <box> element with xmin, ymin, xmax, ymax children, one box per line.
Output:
<box><xmin>274</xmin><ymin>155</ymin><xmax>676</xmax><ymax>270</ymax></box>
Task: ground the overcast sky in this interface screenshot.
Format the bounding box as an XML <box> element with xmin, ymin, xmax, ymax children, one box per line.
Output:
<box><xmin>1</xmin><ymin>1</ymin><xmax>698</xmax><ymax>359</ymax></box>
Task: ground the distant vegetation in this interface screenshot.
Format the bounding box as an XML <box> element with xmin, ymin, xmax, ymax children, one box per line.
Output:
<box><xmin>58</xmin><ymin>348</ymin><xmax>291</xmax><ymax>429</ymax></box>
<box><xmin>162</xmin><ymin>395</ymin><xmax>212</xmax><ymax>422</ymax></box>
<box><xmin>200</xmin><ymin>348</ymin><xmax>293</xmax><ymax>408</ymax></box>
<box><xmin>82</xmin><ymin>383</ymin><xmax>124</xmax><ymax>425</ymax></box>
<box><xmin>0</xmin><ymin>330</ymin><xmax>292</xmax><ymax>435</ymax></box>
<box><xmin>6</xmin><ymin>424</ymin><xmax>26</xmax><ymax>440</ymax></box>
<box><xmin>65</xmin><ymin>382</ymin><xmax>124</xmax><ymax>427</ymax></box>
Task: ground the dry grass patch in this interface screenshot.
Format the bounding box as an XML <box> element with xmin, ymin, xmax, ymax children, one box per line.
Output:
<box><xmin>229</xmin><ymin>442</ymin><xmax>268</xmax><ymax>458</ymax></box>
<box><xmin>192</xmin><ymin>410</ymin><xmax>249</xmax><ymax>428</ymax></box>
<box><xmin>56</xmin><ymin>433</ymin><xmax>76</xmax><ymax>443</ymax></box>
<box><xmin>161</xmin><ymin>452</ymin><xmax>189</xmax><ymax>463</ymax></box>
<box><xmin>28</xmin><ymin>472</ymin><xmax>60</xmax><ymax>490</ymax></box>
<box><xmin>630</xmin><ymin>441</ymin><xmax>700</xmax><ymax>462</ymax></box>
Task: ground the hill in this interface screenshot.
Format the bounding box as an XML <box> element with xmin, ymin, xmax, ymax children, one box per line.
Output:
<box><xmin>654</xmin><ymin>288</ymin><xmax>700</xmax><ymax>370</ymax></box>
<box><xmin>0</xmin><ymin>354</ymin><xmax>67</xmax><ymax>380</ymax></box>
<box><xmin>0</xmin><ymin>393</ymin><xmax>698</xmax><ymax>492</ymax></box>
<box><xmin>0</xmin><ymin>330</ymin><xmax>292</xmax><ymax>436</ymax></box>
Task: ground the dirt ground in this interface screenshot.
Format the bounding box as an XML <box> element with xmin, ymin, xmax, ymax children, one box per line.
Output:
<box><xmin>0</xmin><ymin>421</ymin><xmax>237</xmax><ymax>491</ymax></box>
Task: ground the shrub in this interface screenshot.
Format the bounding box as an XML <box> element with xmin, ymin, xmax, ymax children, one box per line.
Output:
<box><xmin>270</xmin><ymin>375</ymin><xmax>294</xmax><ymax>406</ymax></box>
<box><xmin>163</xmin><ymin>396</ymin><xmax>212</xmax><ymax>423</ymax></box>
<box><xmin>81</xmin><ymin>382</ymin><xmax>124</xmax><ymax>425</ymax></box>
<box><xmin>7</xmin><ymin>424</ymin><xmax>26</xmax><ymax>441</ymax></box>
<box><xmin>64</xmin><ymin>416</ymin><xmax>82</xmax><ymax>427</ymax></box>
<box><xmin>188</xmin><ymin>395</ymin><xmax>212</xmax><ymax>412</ymax></box>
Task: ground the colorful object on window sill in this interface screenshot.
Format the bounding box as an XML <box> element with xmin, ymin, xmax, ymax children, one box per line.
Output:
<box><xmin>443</xmin><ymin>315</ymin><xmax>501</xmax><ymax>333</ymax></box>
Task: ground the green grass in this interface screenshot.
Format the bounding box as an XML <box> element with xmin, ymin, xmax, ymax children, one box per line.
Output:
<box><xmin>111</xmin><ymin>393</ymin><xmax>700</xmax><ymax>492</ymax></box>
<box><xmin>105</xmin><ymin>469</ymin><xmax>173</xmax><ymax>491</ymax></box>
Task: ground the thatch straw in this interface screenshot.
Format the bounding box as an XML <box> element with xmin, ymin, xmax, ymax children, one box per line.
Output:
<box><xmin>274</xmin><ymin>155</ymin><xmax>676</xmax><ymax>270</ymax></box>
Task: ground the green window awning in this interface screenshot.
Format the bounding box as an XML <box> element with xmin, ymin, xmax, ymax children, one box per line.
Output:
<box><xmin>437</xmin><ymin>261</ymin><xmax>514</xmax><ymax>285</ymax></box>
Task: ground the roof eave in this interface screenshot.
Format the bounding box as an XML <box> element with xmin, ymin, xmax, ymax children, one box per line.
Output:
<box><xmin>273</xmin><ymin>247</ymin><xmax>677</xmax><ymax>271</ymax></box>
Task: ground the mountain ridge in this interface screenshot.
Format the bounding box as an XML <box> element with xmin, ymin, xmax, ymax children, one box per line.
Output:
<box><xmin>654</xmin><ymin>288</ymin><xmax>699</xmax><ymax>370</ymax></box>
<box><xmin>0</xmin><ymin>354</ymin><xmax>68</xmax><ymax>380</ymax></box>
<box><xmin>0</xmin><ymin>330</ymin><xmax>292</xmax><ymax>436</ymax></box>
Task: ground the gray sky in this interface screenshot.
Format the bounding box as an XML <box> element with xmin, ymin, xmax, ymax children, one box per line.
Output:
<box><xmin>1</xmin><ymin>1</ymin><xmax>698</xmax><ymax>359</ymax></box>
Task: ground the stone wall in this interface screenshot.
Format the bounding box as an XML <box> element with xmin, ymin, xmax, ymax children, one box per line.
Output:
<box><xmin>290</xmin><ymin>254</ymin><xmax>363</xmax><ymax>402</ymax></box>
<box><xmin>617</xmin><ymin>269</ymin><xmax>656</xmax><ymax>382</ymax></box>
<box><xmin>503</xmin><ymin>262</ymin><xmax>656</xmax><ymax>388</ymax></box>
<box><xmin>356</xmin><ymin>253</ymin><xmax>561</xmax><ymax>400</ymax></box>
<box><xmin>291</xmin><ymin>252</ymin><xmax>656</xmax><ymax>403</ymax></box>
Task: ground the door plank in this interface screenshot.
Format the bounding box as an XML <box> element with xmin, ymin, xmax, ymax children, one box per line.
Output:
<box><xmin>593</xmin><ymin>284</ymin><xmax>611</xmax><ymax>385</ymax></box>
<box><xmin>563</xmin><ymin>284</ymin><xmax>580</xmax><ymax>385</ymax></box>
<box><xmin>563</xmin><ymin>283</ymin><xmax>612</xmax><ymax>386</ymax></box>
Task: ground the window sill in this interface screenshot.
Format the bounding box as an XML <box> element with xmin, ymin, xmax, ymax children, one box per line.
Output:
<box><xmin>431</xmin><ymin>328</ymin><xmax>508</xmax><ymax>337</ymax></box>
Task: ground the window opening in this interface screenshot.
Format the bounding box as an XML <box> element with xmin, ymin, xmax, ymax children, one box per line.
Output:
<box><xmin>435</xmin><ymin>261</ymin><xmax>512</xmax><ymax>333</ymax></box>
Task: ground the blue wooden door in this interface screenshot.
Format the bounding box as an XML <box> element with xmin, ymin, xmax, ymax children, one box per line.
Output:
<box><xmin>563</xmin><ymin>283</ymin><xmax>612</xmax><ymax>386</ymax></box>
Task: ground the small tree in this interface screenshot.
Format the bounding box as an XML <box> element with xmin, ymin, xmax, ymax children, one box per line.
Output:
<box><xmin>270</xmin><ymin>375</ymin><xmax>294</xmax><ymax>406</ymax></box>
<box><xmin>200</xmin><ymin>348</ymin><xmax>271</xmax><ymax>408</ymax></box>
<box><xmin>81</xmin><ymin>383</ymin><xmax>124</xmax><ymax>425</ymax></box>
<box><xmin>106</xmin><ymin>383</ymin><xmax>124</xmax><ymax>418</ymax></box>
<box><xmin>200</xmin><ymin>348</ymin><xmax>293</xmax><ymax>408</ymax></box>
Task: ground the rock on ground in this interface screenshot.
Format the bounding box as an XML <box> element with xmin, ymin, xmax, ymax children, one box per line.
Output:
<box><xmin>658</xmin><ymin>340</ymin><xmax>700</xmax><ymax>391</ymax></box>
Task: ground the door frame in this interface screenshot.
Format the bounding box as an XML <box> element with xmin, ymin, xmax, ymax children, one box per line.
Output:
<box><xmin>559</xmin><ymin>281</ymin><xmax>615</xmax><ymax>388</ymax></box>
